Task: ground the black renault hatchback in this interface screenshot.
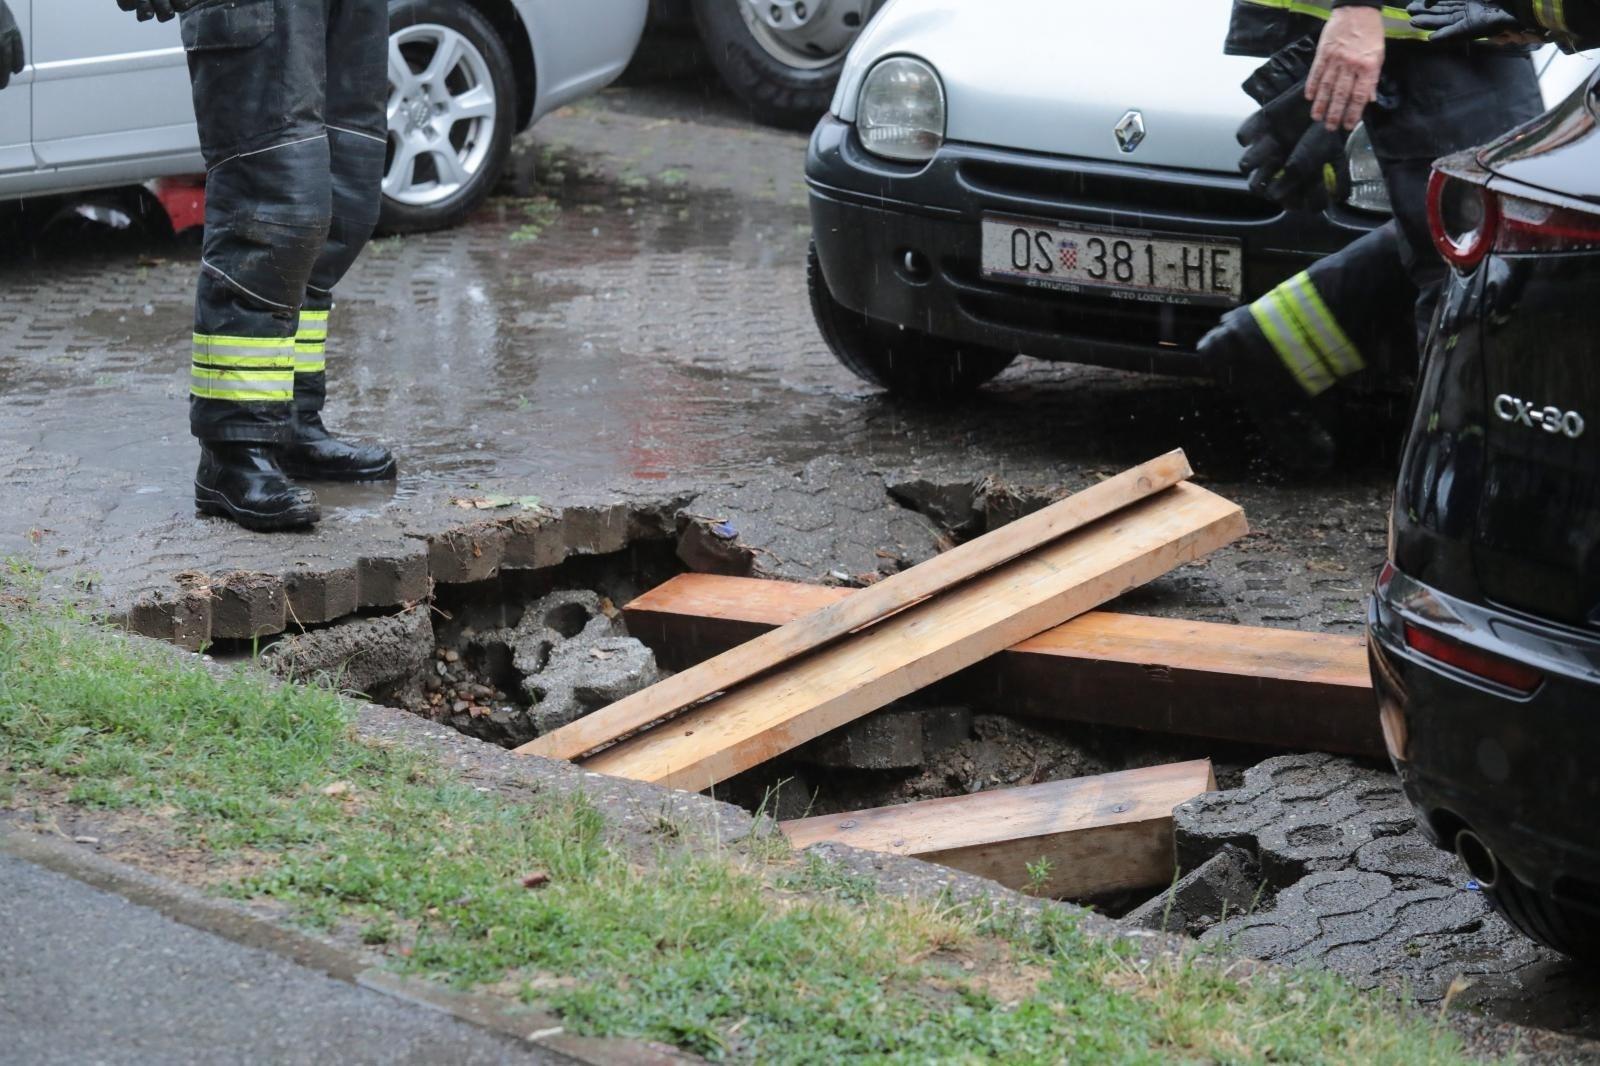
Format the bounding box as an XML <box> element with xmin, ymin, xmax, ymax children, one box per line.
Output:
<box><xmin>1369</xmin><ymin>69</ymin><xmax>1600</xmax><ymax>959</ymax></box>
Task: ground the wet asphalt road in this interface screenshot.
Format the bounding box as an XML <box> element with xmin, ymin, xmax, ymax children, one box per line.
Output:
<box><xmin>0</xmin><ymin>854</ymin><xmax>556</xmax><ymax>1066</ymax></box>
<box><xmin>0</xmin><ymin>77</ymin><xmax>1402</xmax><ymax>630</ymax></box>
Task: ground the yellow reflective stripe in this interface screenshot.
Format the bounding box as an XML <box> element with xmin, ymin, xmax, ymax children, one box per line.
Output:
<box><xmin>192</xmin><ymin>349</ymin><xmax>293</xmax><ymax>369</ymax></box>
<box><xmin>1287</xmin><ymin>272</ymin><xmax>1365</xmax><ymax>379</ymax></box>
<box><xmin>1238</xmin><ymin>0</ymin><xmax>1433</xmax><ymax>40</ymax></box>
<box><xmin>1250</xmin><ymin>288</ymin><xmax>1337</xmax><ymax>396</ymax></box>
<box><xmin>192</xmin><ymin>387</ymin><xmax>297</xmax><ymax>401</ymax></box>
<box><xmin>298</xmin><ymin>310</ymin><xmax>330</xmax><ymax>322</ymax></box>
<box><xmin>192</xmin><ymin>333</ymin><xmax>294</xmax><ymax>349</ymax></box>
<box><xmin>1534</xmin><ymin>0</ymin><xmax>1570</xmax><ymax>33</ymax></box>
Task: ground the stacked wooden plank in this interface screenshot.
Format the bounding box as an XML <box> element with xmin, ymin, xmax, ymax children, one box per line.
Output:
<box><xmin>622</xmin><ymin>574</ymin><xmax>1381</xmax><ymax>758</ymax></box>
<box><xmin>517</xmin><ymin>452</ymin><xmax>1248</xmax><ymax>787</ymax></box>
<box><xmin>510</xmin><ymin>450</ymin><xmax>1368</xmax><ymax>900</ymax></box>
<box><xmin>781</xmin><ymin>761</ymin><xmax>1217</xmax><ymax>899</ymax></box>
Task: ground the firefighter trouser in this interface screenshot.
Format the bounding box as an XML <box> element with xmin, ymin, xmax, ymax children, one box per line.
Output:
<box><xmin>182</xmin><ymin>0</ymin><xmax>387</xmax><ymax>444</ymax></box>
<box><xmin>1364</xmin><ymin>45</ymin><xmax>1543</xmax><ymax>348</ymax></box>
<box><xmin>1225</xmin><ymin>223</ymin><xmax>1415</xmax><ymax>398</ymax></box>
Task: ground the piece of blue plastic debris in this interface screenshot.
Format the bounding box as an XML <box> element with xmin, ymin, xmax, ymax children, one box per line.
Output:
<box><xmin>711</xmin><ymin>521</ymin><xmax>738</xmax><ymax>540</ymax></box>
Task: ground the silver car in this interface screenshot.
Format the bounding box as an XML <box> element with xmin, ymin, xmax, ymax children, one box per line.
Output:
<box><xmin>0</xmin><ymin>0</ymin><xmax>648</xmax><ymax>231</ymax></box>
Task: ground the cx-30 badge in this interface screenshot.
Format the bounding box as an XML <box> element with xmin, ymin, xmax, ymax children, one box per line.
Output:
<box><xmin>1114</xmin><ymin>110</ymin><xmax>1146</xmax><ymax>154</ymax></box>
<box><xmin>1495</xmin><ymin>394</ymin><xmax>1586</xmax><ymax>439</ymax></box>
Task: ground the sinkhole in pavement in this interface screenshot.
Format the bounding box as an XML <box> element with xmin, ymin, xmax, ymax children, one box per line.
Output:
<box><xmin>235</xmin><ymin>501</ymin><xmax>1284</xmax><ymax>918</ymax></box>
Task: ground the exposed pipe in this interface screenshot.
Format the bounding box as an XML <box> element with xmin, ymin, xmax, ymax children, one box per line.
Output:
<box><xmin>1455</xmin><ymin>828</ymin><xmax>1501</xmax><ymax>891</ymax></box>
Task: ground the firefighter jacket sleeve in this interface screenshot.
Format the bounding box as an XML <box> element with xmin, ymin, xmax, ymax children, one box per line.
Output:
<box><xmin>0</xmin><ymin>1</ymin><xmax>23</xmax><ymax>90</ymax></box>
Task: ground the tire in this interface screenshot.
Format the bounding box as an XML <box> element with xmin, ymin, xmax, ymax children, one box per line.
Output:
<box><xmin>1483</xmin><ymin>872</ymin><xmax>1600</xmax><ymax>962</ymax></box>
<box><xmin>691</xmin><ymin>0</ymin><xmax>874</xmax><ymax>130</ymax></box>
<box><xmin>807</xmin><ymin>242</ymin><xmax>1015</xmax><ymax>402</ymax></box>
<box><xmin>379</xmin><ymin>0</ymin><xmax>517</xmax><ymax>234</ymax></box>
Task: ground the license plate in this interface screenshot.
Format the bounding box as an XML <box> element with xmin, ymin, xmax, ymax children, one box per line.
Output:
<box><xmin>980</xmin><ymin>215</ymin><xmax>1243</xmax><ymax>306</ymax></box>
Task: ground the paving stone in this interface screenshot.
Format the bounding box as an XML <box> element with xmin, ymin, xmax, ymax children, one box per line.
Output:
<box><xmin>1165</xmin><ymin>752</ymin><xmax>1564</xmax><ymax>1006</ymax></box>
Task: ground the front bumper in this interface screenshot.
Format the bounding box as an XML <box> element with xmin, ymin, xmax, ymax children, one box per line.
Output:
<box><xmin>806</xmin><ymin>115</ymin><xmax>1384</xmax><ymax>376</ymax></box>
<box><xmin>1369</xmin><ymin>563</ymin><xmax>1600</xmax><ymax>905</ymax></box>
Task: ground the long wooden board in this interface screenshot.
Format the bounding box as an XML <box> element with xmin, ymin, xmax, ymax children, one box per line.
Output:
<box><xmin>781</xmin><ymin>760</ymin><xmax>1216</xmax><ymax>899</ymax></box>
<box><xmin>515</xmin><ymin>450</ymin><xmax>1193</xmax><ymax>762</ymax></box>
<box><xmin>623</xmin><ymin>574</ymin><xmax>1381</xmax><ymax>758</ymax></box>
<box><xmin>582</xmin><ymin>482</ymin><xmax>1247</xmax><ymax>790</ymax></box>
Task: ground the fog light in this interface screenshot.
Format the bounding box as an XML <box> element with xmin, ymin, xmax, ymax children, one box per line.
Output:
<box><xmin>900</xmin><ymin>248</ymin><xmax>930</xmax><ymax>282</ymax></box>
<box><xmin>858</xmin><ymin>57</ymin><xmax>946</xmax><ymax>164</ymax></box>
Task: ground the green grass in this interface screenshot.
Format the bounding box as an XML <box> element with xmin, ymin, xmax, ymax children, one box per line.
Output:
<box><xmin>0</xmin><ymin>598</ymin><xmax>1474</xmax><ymax>1063</ymax></box>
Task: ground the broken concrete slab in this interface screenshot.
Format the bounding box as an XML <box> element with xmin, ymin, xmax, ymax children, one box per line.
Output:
<box><xmin>1123</xmin><ymin>845</ymin><xmax>1263</xmax><ymax>937</ymax></box>
<box><xmin>1172</xmin><ymin>753</ymin><xmax>1412</xmax><ymax>885</ymax></box>
<box><xmin>263</xmin><ymin>609</ymin><xmax>434</xmax><ymax>695</ymax></box>
<box><xmin>1160</xmin><ymin>751</ymin><xmax>1569</xmax><ymax>1008</ymax></box>
<box><xmin>509</xmin><ymin>589</ymin><xmax>661</xmax><ymax>743</ymax></box>
<box><xmin>680</xmin><ymin>457</ymin><xmax>947</xmax><ymax>586</ymax></box>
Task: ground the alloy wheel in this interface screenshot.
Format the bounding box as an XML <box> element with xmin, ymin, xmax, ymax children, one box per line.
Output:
<box><xmin>385</xmin><ymin>24</ymin><xmax>497</xmax><ymax>207</ymax></box>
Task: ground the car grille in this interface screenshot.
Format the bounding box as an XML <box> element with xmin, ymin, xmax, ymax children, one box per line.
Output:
<box><xmin>958</xmin><ymin>157</ymin><xmax>1279</xmax><ymax>226</ymax></box>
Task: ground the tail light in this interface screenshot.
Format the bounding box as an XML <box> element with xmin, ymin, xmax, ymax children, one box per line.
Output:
<box><xmin>1429</xmin><ymin>167</ymin><xmax>1600</xmax><ymax>266</ymax></box>
<box><xmin>1496</xmin><ymin>194</ymin><xmax>1600</xmax><ymax>254</ymax></box>
<box><xmin>1427</xmin><ymin>170</ymin><xmax>1498</xmax><ymax>271</ymax></box>
<box><xmin>1403</xmin><ymin>622</ymin><xmax>1543</xmax><ymax>695</ymax></box>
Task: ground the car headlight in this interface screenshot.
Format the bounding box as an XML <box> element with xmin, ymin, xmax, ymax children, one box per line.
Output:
<box><xmin>858</xmin><ymin>56</ymin><xmax>946</xmax><ymax>163</ymax></box>
<box><xmin>1344</xmin><ymin>123</ymin><xmax>1392</xmax><ymax>215</ymax></box>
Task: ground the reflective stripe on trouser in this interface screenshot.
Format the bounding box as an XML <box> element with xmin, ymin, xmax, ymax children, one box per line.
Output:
<box><xmin>192</xmin><ymin>334</ymin><xmax>295</xmax><ymax>403</ymax></box>
<box><xmin>183</xmin><ymin>0</ymin><xmax>385</xmax><ymax>443</ymax></box>
<box><xmin>294</xmin><ymin>304</ymin><xmax>330</xmax><ymax>413</ymax></box>
<box><xmin>1236</xmin><ymin>0</ymin><xmax>1433</xmax><ymax>40</ymax></box>
<box><xmin>1249</xmin><ymin>272</ymin><xmax>1364</xmax><ymax>397</ymax></box>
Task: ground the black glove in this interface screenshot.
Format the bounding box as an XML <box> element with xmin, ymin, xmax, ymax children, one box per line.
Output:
<box><xmin>1241</xmin><ymin>35</ymin><xmax>1320</xmax><ymax>107</ymax></box>
<box><xmin>1238</xmin><ymin>82</ymin><xmax>1349</xmax><ymax>211</ymax></box>
<box><xmin>115</xmin><ymin>0</ymin><xmax>206</xmax><ymax>23</ymax></box>
<box><xmin>1407</xmin><ymin>0</ymin><xmax>1523</xmax><ymax>42</ymax></box>
<box><xmin>0</xmin><ymin>1</ymin><xmax>23</xmax><ymax>92</ymax></box>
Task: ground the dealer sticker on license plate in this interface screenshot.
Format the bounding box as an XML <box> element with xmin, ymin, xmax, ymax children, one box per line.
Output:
<box><xmin>980</xmin><ymin>215</ymin><xmax>1243</xmax><ymax>306</ymax></box>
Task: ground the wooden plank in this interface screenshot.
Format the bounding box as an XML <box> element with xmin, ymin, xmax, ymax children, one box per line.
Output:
<box><xmin>515</xmin><ymin>450</ymin><xmax>1193</xmax><ymax>762</ymax></box>
<box><xmin>781</xmin><ymin>760</ymin><xmax>1216</xmax><ymax>899</ymax></box>
<box><xmin>582</xmin><ymin>482</ymin><xmax>1247</xmax><ymax>791</ymax></box>
<box><xmin>623</xmin><ymin>573</ymin><xmax>1382</xmax><ymax>757</ymax></box>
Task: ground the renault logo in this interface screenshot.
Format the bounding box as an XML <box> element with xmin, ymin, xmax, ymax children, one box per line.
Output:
<box><xmin>1114</xmin><ymin>110</ymin><xmax>1146</xmax><ymax>154</ymax></box>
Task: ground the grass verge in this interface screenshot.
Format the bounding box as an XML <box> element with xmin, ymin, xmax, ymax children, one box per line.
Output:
<box><xmin>0</xmin><ymin>596</ymin><xmax>1472</xmax><ymax>1063</ymax></box>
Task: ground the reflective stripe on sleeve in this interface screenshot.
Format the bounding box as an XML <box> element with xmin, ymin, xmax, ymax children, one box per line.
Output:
<box><xmin>1237</xmin><ymin>0</ymin><xmax>1434</xmax><ymax>40</ymax></box>
<box><xmin>1287</xmin><ymin>273</ymin><xmax>1365</xmax><ymax>379</ymax></box>
<box><xmin>1533</xmin><ymin>0</ymin><xmax>1570</xmax><ymax>34</ymax></box>
<box><xmin>1250</xmin><ymin>287</ymin><xmax>1338</xmax><ymax>396</ymax></box>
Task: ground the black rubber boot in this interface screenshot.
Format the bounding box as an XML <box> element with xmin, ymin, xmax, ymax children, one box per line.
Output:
<box><xmin>276</xmin><ymin>411</ymin><xmax>396</xmax><ymax>482</ymax></box>
<box><xmin>194</xmin><ymin>444</ymin><xmax>321</xmax><ymax>532</ymax></box>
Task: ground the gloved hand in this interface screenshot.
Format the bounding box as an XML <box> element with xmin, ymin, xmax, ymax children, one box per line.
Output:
<box><xmin>0</xmin><ymin>1</ymin><xmax>24</xmax><ymax>92</ymax></box>
<box><xmin>1406</xmin><ymin>0</ymin><xmax>1523</xmax><ymax>43</ymax></box>
<box><xmin>1238</xmin><ymin>82</ymin><xmax>1349</xmax><ymax>211</ymax></box>
<box><xmin>114</xmin><ymin>0</ymin><xmax>206</xmax><ymax>23</ymax></box>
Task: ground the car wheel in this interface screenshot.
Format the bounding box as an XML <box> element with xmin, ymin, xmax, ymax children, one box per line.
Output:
<box><xmin>691</xmin><ymin>0</ymin><xmax>878</xmax><ymax>130</ymax></box>
<box><xmin>379</xmin><ymin>0</ymin><xmax>516</xmax><ymax>234</ymax></box>
<box><xmin>1483</xmin><ymin>870</ymin><xmax>1600</xmax><ymax>962</ymax></box>
<box><xmin>807</xmin><ymin>242</ymin><xmax>1015</xmax><ymax>402</ymax></box>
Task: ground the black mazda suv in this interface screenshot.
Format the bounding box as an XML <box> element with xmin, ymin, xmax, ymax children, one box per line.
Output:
<box><xmin>1369</xmin><ymin>69</ymin><xmax>1600</xmax><ymax>959</ymax></box>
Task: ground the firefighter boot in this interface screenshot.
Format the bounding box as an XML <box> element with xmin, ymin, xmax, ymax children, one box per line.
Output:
<box><xmin>195</xmin><ymin>444</ymin><xmax>321</xmax><ymax>532</ymax></box>
<box><xmin>1198</xmin><ymin>309</ymin><xmax>1338</xmax><ymax>475</ymax></box>
<box><xmin>276</xmin><ymin>410</ymin><xmax>397</xmax><ymax>482</ymax></box>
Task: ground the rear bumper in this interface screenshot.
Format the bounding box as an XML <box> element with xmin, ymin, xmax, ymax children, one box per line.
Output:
<box><xmin>806</xmin><ymin>115</ymin><xmax>1386</xmax><ymax>374</ymax></box>
<box><xmin>1369</xmin><ymin>563</ymin><xmax>1600</xmax><ymax>905</ymax></box>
